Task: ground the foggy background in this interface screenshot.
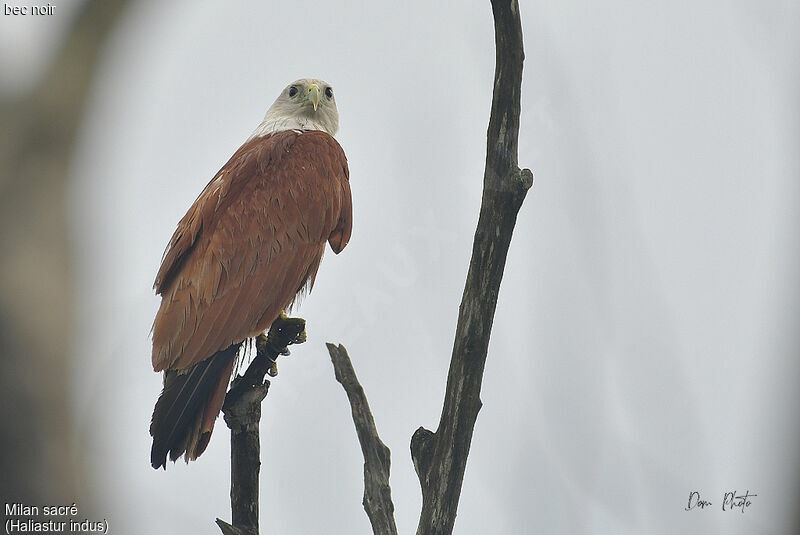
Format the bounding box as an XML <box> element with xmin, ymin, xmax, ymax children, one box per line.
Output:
<box><xmin>1</xmin><ymin>0</ymin><xmax>799</xmax><ymax>533</ymax></box>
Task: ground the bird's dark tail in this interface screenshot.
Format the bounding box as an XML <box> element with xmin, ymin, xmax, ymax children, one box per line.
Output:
<box><xmin>150</xmin><ymin>343</ymin><xmax>240</xmax><ymax>469</ymax></box>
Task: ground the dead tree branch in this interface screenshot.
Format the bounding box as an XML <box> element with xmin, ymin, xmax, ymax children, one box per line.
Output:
<box><xmin>216</xmin><ymin>315</ymin><xmax>307</xmax><ymax>535</ymax></box>
<box><xmin>215</xmin><ymin>519</ymin><xmax>254</xmax><ymax>535</ymax></box>
<box><xmin>410</xmin><ymin>1</ymin><xmax>533</xmax><ymax>534</ymax></box>
<box><xmin>326</xmin><ymin>343</ymin><xmax>398</xmax><ymax>535</ymax></box>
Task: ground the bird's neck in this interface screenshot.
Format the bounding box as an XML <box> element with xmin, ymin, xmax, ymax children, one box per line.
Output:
<box><xmin>250</xmin><ymin>113</ymin><xmax>334</xmax><ymax>139</ymax></box>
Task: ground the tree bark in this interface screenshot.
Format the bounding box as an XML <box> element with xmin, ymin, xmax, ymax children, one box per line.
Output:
<box><xmin>326</xmin><ymin>343</ymin><xmax>398</xmax><ymax>535</ymax></box>
<box><xmin>410</xmin><ymin>1</ymin><xmax>533</xmax><ymax>534</ymax></box>
<box><xmin>217</xmin><ymin>315</ymin><xmax>307</xmax><ymax>535</ymax></box>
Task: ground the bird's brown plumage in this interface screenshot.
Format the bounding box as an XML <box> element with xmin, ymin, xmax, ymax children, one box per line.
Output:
<box><xmin>150</xmin><ymin>129</ymin><xmax>351</xmax><ymax>468</ymax></box>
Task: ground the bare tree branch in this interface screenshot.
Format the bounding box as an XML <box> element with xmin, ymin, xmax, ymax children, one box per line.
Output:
<box><xmin>411</xmin><ymin>1</ymin><xmax>533</xmax><ymax>533</ymax></box>
<box><xmin>215</xmin><ymin>518</ymin><xmax>256</xmax><ymax>535</ymax></box>
<box><xmin>326</xmin><ymin>343</ymin><xmax>398</xmax><ymax>535</ymax></box>
<box><xmin>216</xmin><ymin>315</ymin><xmax>307</xmax><ymax>535</ymax></box>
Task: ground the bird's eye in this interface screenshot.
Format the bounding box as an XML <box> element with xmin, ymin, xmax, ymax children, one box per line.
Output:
<box><xmin>325</xmin><ymin>87</ymin><xmax>333</xmax><ymax>99</ymax></box>
<box><xmin>288</xmin><ymin>86</ymin><xmax>298</xmax><ymax>97</ymax></box>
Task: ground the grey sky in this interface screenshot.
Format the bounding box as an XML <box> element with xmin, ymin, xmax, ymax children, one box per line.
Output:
<box><xmin>35</xmin><ymin>0</ymin><xmax>800</xmax><ymax>533</ymax></box>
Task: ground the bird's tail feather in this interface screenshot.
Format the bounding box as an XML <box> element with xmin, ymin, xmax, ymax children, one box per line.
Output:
<box><xmin>150</xmin><ymin>343</ymin><xmax>240</xmax><ymax>469</ymax></box>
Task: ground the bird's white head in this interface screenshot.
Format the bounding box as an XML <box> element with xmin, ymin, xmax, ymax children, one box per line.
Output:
<box><xmin>252</xmin><ymin>78</ymin><xmax>339</xmax><ymax>138</ymax></box>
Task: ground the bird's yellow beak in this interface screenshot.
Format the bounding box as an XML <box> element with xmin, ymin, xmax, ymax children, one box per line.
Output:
<box><xmin>307</xmin><ymin>83</ymin><xmax>320</xmax><ymax>111</ymax></box>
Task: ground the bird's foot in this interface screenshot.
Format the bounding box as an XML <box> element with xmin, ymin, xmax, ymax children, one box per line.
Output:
<box><xmin>256</xmin><ymin>314</ymin><xmax>307</xmax><ymax>377</ymax></box>
<box><xmin>267</xmin><ymin>313</ymin><xmax>307</xmax><ymax>354</ymax></box>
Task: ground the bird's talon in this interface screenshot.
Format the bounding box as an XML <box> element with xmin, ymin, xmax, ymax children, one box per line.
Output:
<box><xmin>267</xmin><ymin>360</ymin><xmax>278</xmax><ymax>377</ymax></box>
<box><xmin>255</xmin><ymin>333</ymin><xmax>269</xmax><ymax>354</ymax></box>
<box><xmin>294</xmin><ymin>329</ymin><xmax>307</xmax><ymax>345</ymax></box>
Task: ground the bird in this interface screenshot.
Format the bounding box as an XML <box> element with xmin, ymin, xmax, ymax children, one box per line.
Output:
<box><xmin>149</xmin><ymin>78</ymin><xmax>352</xmax><ymax>470</ymax></box>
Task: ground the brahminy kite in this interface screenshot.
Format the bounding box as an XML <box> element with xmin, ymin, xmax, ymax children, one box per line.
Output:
<box><xmin>149</xmin><ymin>78</ymin><xmax>352</xmax><ymax>469</ymax></box>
